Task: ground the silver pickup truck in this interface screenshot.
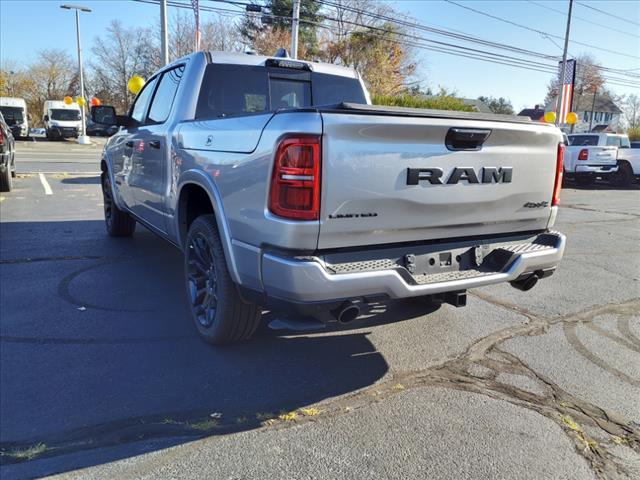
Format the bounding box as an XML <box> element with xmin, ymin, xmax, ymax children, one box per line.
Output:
<box><xmin>97</xmin><ymin>51</ymin><xmax>566</xmax><ymax>344</ymax></box>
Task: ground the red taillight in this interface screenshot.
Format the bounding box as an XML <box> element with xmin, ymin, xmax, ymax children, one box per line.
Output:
<box><xmin>552</xmin><ymin>143</ymin><xmax>564</xmax><ymax>206</ymax></box>
<box><xmin>269</xmin><ymin>135</ymin><xmax>321</xmax><ymax>220</ymax></box>
<box><xmin>578</xmin><ymin>148</ymin><xmax>588</xmax><ymax>161</ymax></box>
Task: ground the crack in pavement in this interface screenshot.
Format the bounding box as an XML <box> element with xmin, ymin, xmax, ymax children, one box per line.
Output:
<box><xmin>2</xmin><ymin>298</ymin><xmax>638</xmax><ymax>480</ymax></box>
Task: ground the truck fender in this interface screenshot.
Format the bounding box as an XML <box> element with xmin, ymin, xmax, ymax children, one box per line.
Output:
<box><xmin>176</xmin><ymin>170</ymin><xmax>241</xmax><ymax>285</ymax></box>
<box><xmin>100</xmin><ymin>152</ymin><xmax>126</xmax><ymax>212</ymax></box>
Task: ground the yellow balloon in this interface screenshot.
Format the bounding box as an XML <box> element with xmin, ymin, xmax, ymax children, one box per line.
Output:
<box><xmin>566</xmin><ymin>112</ymin><xmax>578</xmax><ymax>125</ymax></box>
<box><xmin>128</xmin><ymin>75</ymin><xmax>145</xmax><ymax>95</ymax></box>
<box><xmin>63</xmin><ymin>96</ymin><xmax>73</xmax><ymax>105</ymax></box>
<box><xmin>544</xmin><ymin>111</ymin><xmax>557</xmax><ymax>123</ymax></box>
<box><xmin>76</xmin><ymin>97</ymin><xmax>86</xmax><ymax>107</ymax></box>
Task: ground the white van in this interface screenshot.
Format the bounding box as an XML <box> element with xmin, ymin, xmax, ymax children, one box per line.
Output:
<box><xmin>43</xmin><ymin>100</ymin><xmax>82</xmax><ymax>140</ymax></box>
<box><xmin>0</xmin><ymin>97</ymin><xmax>29</xmax><ymax>138</ymax></box>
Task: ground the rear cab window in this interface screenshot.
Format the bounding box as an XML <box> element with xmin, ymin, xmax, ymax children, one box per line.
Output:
<box><xmin>568</xmin><ymin>135</ymin><xmax>598</xmax><ymax>146</ymax></box>
<box><xmin>196</xmin><ymin>63</ymin><xmax>366</xmax><ymax>120</ymax></box>
<box><xmin>606</xmin><ymin>136</ymin><xmax>621</xmax><ymax>147</ymax></box>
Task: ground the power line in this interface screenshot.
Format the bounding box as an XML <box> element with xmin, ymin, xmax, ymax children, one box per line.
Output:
<box><xmin>316</xmin><ymin>0</ymin><xmax>639</xmax><ymax>82</ymax></box>
<box><xmin>575</xmin><ymin>1</ymin><xmax>640</xmax><ymax>28</ymax></box>
<box><xmin>132</xmin><ymin>0</ymin><xmax>640</xmax><ymax>89</ymax></box>
<box><xmin>444</xmin><ymin>0</ymin><xmax>639</xmax><ymax>60</ymax></box>
<box><xmin>315</xmin><ymin>0</ymin><xmax>639</xmax><ymax>78</ymax></box>
<box><xmin>526</xmin><ymin>0</ymin><xmax>639</xmax><ymax>38</ymax></box>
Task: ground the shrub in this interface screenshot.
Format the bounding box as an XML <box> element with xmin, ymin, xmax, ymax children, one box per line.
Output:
<box><xmin>372</xmin><ymin>93</ymin><xmax>474</xmax><ymax>112</ymax></box>
<box><xmin>627</xmin><ymin>127</ymin><xmax>640</xmax><ymax>141</ymax></box>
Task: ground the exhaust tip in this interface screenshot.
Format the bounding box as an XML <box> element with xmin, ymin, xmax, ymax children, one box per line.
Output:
<box><xmin>510</xmin><ymin>275</ymin><xmax>538</xmax><ymax>292</ymax></box>
<box><xmin>332</xmin><ymin>301</ymin><xmax>360</xmax><ymax>324</ymax></box>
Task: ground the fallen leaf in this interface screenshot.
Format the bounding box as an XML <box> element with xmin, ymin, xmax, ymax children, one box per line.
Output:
<box><xmin>278</xmin><ymin>412</ymin><xmax>298</xmax><ymax>421</ymax></box>
<box><xmin>300</xmin><ymin>408</ymin><xmax>320</xmax><ymax>416</ymax></box>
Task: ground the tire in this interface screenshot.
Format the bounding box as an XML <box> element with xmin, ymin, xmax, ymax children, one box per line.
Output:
<box><xmin>0</xmin><ymin>165</ymin><xmax>12</xmax><ymax>192</ymax></box>
<box><xmin>612</xmin><ymin>162</ymin><xmax>634</xmax><ymax>187</ymax></box>
<box><xmin>184</xmin><ymin>214</ymin><xmax>261</xmax><ymax>345</ymax></box>
<box><xmin>101</xmin><ymin>172</ymin><xmax>136</xmax><ymax>236</ymax></box>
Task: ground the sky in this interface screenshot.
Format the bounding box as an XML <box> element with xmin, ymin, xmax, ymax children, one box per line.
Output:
<box><xmin>1</xmin><ymin>0</ymin><xmax>638</xmax><ymax>111</ymax></box>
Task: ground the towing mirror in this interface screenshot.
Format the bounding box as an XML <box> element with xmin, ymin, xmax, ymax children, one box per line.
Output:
<box><xmin>90</xmin><ymin>105</ymin><xmax>118</xmax><ymax>126</ymax></box>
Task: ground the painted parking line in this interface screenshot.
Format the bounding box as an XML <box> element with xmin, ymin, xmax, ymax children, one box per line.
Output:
<box><xmin>38</xmin><ymin>173</ymin><xmax>53</xmax><ymax>195</ymax></box>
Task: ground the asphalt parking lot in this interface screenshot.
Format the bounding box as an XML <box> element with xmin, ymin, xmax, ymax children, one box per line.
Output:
<box><xmin>0</xmin><ymin>140</ymin><xmax>639</xmax><ymax>480</ymax></box>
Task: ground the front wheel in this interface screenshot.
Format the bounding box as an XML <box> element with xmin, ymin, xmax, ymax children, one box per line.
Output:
<box><xmin>0</xmin><ymin>166</ymin><xmax>12</xmax><ymax>192</ymax></box>
<box><xmin>101</xmin><ymin>172</ymin><xmax>136</xmax><ymax>236</ymax></box>
<box><xmin>185</xmin><ymin>215</ymin><xmax>261</xmax><ymax>345</ymax></box>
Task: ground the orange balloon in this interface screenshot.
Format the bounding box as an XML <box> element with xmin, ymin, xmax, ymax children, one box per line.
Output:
<box><xmin>90</xmin><ymin>97</ymin><xmax>102</xmax><ymax>107</ymax></box>
<box><xmin>63</xmin><ymin>96</ymin><xmax>73</xmax><ymax>105</ymax></box>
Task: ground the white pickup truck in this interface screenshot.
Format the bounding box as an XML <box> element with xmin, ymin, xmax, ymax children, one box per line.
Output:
<box><xmin>614</xmin><ymin>136</ymin><xmax>640</xmax><ymax>186</ymax></box>
<box><xmin>565</xmin><ymin>133</ymin><xmax>639</xmax><ymax>186</ymax></box>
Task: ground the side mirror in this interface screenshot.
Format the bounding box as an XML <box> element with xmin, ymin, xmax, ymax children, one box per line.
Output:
<box><xmin>44</xmin><ymin>115</ymin><xmax>49</xmax><ymax>121</ymax></box>
<box><xmin>90</xmin><ymin>105</ymin><xmax>118</xmax><ymax>126</ymax></box>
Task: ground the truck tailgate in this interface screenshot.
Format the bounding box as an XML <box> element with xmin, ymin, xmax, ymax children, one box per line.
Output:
<box><xmin>318</xmin><ymin>111</ymin><xmax>561</xmax><ymax>249</ymax></box>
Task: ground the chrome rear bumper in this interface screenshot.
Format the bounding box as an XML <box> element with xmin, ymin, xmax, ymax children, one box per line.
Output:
<box><xmin>261</xmin><ymin>231</ymin><xmax>566</xmax><ymax>303</ymax></box>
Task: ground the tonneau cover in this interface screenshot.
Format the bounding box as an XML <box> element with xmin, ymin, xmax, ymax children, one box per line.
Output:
<box><xmin>312</xmin><ymin>102</ymin><xmax>541</xmax><ymax>126</ymax></box>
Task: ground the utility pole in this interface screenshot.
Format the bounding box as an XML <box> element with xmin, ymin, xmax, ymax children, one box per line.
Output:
<box><xmin>61</xmin><ymin>4</ymin><xmax>91</xmax><ymax>145</ymax></box>
<box><xmin>291</xmin><ymin>0</ymin><xmax>301</xmax><ymax>59</ymax></box>
<box><xmin>589</xmin><ymin>87</ymin><xmax>597</xmax><ymax>132</ymax></box>
<box><xmin>555</xmin><ymin>0</ymin><xmax>574</xmax><ymax>126</ymax></box>
<box><xmin>160</xmin><ymin>0</ymin><xmax>169</xmax><ymax>65</ymax></box>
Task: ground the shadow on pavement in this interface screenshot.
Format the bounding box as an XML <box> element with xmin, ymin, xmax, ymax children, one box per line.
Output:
<box><xmin>562</xmin><ymin>178</ymin><xmax>639</xmax><ymax>191</ymax></box>
<box><xmin>60</xmin><ymin>175</ymin><xmax>101</xmax><ymax>185</ymax></box>
<box><xmin>0</xmin><ymin>220</ymin><xmax>435</xmax><ymax>478</ymax></box>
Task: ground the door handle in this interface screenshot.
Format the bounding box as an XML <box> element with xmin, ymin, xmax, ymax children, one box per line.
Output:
<box><xmin>125</xmin><ymin>140</ymin><xmax>134</xmax><ymax>148</ymax></box>
<box><xmin>148</xmin><ymin>140</ymin><xmax>161</xmax><ymax>149</ymax></box>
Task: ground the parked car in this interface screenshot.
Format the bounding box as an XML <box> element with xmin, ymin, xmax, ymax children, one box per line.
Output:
<box><xmin>0</xmin><ymin>111</ymin><xmax>16</xmax><ymax>192</ymax></box>
<box><xmin>0</xmin><ymin>97</ymin><xmax>29</xmax><ymax>139</ymax></box>
<box><xmin>43</xmin><ymin>100</ymin><xmax>81</xmax><ymax>140</ymax></box>
<box><xmin>96</xmin><ymin>51</ymin><xmax>566</xmax><ymax>345</ymax></box>
<box><xmin>565</xmin><ymin>133</ymin><xmax>621</xmax><ymax>185</ymax></box>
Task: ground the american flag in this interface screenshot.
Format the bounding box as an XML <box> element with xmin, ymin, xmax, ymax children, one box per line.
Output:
<box><xmin>191</xmin><ymin>0</ymin><xmax>201</xmax><ymax>51</ymax></box>
<box><xmin>557</xmin><ymin>59</ymin><xmax>576</xmax><ymax>124</ymax></box>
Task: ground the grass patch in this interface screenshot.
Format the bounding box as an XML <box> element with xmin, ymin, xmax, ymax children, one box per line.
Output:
<box><xmin>187</xmin><ymin>419</ymin><xmax>220</xmax><ymax>431</ymax></box>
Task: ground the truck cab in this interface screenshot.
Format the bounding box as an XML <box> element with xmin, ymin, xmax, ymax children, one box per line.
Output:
<box><xmin>0</xmin><ymin>97</ymin><xmax>29</xmax><ymax>139</ymax></box>
<box><xmin>43</xmin><ymin>100</ymin><xmax>82</xmax><ymax>140</ymax></box>
<box><xmin>97</xmin><ymin>51</ymin><xmax>566</xmax><ymax>345</ymax></box>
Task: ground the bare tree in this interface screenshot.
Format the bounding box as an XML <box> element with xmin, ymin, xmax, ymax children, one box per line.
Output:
<box><xmin>622</xmin><ymin>94</ymin><xmax>640</xmax><ymax>130</ymax></box>
<box><xmin>316</xmin><ymin>0</ymin><xmax>418</xmax><ymax>95</ymax></box>
<box><xmin>90</xmin><ymin>20</ymin><xmax>157</xmax><ymax>113</ymax></box>
<box><xmin>201</xmin><ymin>15</ymin><xmax>244</xmax><ymax>52</ymax></box>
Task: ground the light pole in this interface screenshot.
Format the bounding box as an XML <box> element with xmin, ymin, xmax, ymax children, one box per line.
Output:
<box><xmin>160</xmin><ymin>0</ymin><xmax>169</xmax><ymax>65</ymax></box>
<box><xmin>61</xmin><ymin>4</ymin><xmax>91</xmax><ymax>145</ymax></box>
<box><xmin>291</xmin><ymin>0</ymin><xmax>301</xmax><ymax>59</ymax></box>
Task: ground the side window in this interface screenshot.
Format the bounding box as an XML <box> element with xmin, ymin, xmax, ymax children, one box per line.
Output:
<box><xmin>130</xmin><ymin>76</ymin><xmax>158</xmax><ymax>125</ymax></box>
<box><xmin>148</xmin><ymin>65</ymin><xmax>185</xmax><ymax>124</ymax></box>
